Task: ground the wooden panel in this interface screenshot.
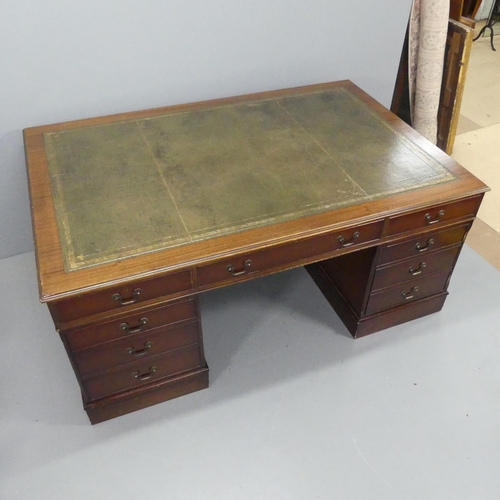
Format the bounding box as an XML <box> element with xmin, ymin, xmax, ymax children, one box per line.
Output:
<box><xmin>197</xmin><ymin>221</ymin><xmax>383</xmax><ymax>288</ymax></box>
<box><xmin>377</xmin><ymin>224</ymin><xmax>469</xmax><ymax>265</ymax></box>
<box><xmin>450</xmin><ymin>0</ymin><xmax>464</xmax><ymax>21</ymax></box>
<box><xmin>74</xmin><ymin>320</ymin><xmax>200</xmax><ymax>377</ymax></box>
<box><xmin>437</xmin><ymin>19</ymin><xmax>473</xmax><ymax>153</ymax></box>
<box><xmin>53</xmin><ymin>270</ymin><xmax>193</xmax><ymax>324</ymax></box>
<box><xmin>64</xmin><ymin>298</ymin><xmax>197</xmax><ymax>350</ymax></box>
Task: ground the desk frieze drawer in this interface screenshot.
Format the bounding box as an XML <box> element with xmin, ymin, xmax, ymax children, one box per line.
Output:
<box><xmin>377</xmin><ymin>224</ymin><xmax>469</xmax><ymax>265</ymax></box>
<box><xmin>197</xmin><ymin>220</ymin><xmax>383</xmax><ymax>288</ymax></box>
<box><xmin>73</xmin><ymin>320</ymin><xmax>200</xmax><ymax>377</ymax></box>
<box><xmin>384</xmin><ymin>197</ymin><xmax>481</xmax><ymax>237</ymax></box>
<box><xmin>365</xmin><ymin>271</ymin><xmax>451</xmax><ymax>315</ymax></box>
<box><xmin>53</xmin><ymin>270</ymin><xmax>194</xmax><ymax>324</ymax></box>
<box><xmin>64</xmin><ymin>298</ymin><xmax>197</xmax><ymax>351</ymax></box>
<box><xmin>372</xmin><ymin>246</ymin><xmax>461</xmax><ymax>291</ymax></box>
<box><xmin>83</xmin><ymin>344</ymin><xmax>203</xmax><ymax>401</ymax></box>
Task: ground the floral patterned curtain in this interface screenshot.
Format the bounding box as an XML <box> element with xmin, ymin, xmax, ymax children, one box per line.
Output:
<box><xmin>408</xmin><ymin>0</ymin><xmax>450</xmax><ymax>144</ymax></box>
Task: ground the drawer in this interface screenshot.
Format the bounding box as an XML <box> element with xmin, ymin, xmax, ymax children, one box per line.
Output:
<box><xmin>384</xmin><ymin>197</ymin><xmax>481</xmax><ymax>237</ymax></box>
<box><xmin>65</xmin><ymin>298</ymin><xmax>197</xmax><ymax>351</ymax></box>
<box><xmin>198</xmin><ymin>220</ymin><xmax>383</xmax><ymax>288</ymax></box>
<box><xmin>54</xmin><ymin>269</ymin><xmax>193</xmax><ymax>324</ymax></box>
<box><xmin>83</xmin><ymin>344</ymin><xmax>203</xmax><ymax>401</ymax></box>
<box><xmin>377</xmin><ymin>224</ymin><xmax>469</xmax><ymax>265</ymax></box>
<box><xmin>74</xmin><ymin>320</ymin><xmax>200</xmax><ymax>377</ymax></box>
<box><xmin>365</xmin><ymin>271</ymin><xmax>450</xmax><ymax>315</ymax></box>
<box><xmin>372</xmin><ymin>246</ymin><xmax>461</xmax><ymax>291</ymax></box>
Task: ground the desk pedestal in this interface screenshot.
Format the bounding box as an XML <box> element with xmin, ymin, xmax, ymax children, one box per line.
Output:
<box><xmin>307</xmin><ymin>222</ymin><xmax>468</xmax><ymax>338</ymax></box>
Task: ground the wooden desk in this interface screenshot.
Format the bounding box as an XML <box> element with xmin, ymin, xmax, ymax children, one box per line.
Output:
<box><xmin>24</xmin><ymin>81</ymin><xmax>488</xmax><ymax>424</ymax></box>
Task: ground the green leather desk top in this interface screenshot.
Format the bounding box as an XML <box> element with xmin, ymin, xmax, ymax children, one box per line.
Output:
<box><xmin>44</xmin><ymin>87</ymin><xmax>456</xmax><ymax>271</ymax></box>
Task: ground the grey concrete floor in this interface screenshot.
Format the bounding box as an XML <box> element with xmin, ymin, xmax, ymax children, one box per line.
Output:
<box><xmin>1</xmin><ymin>246</ymin><xmax>499</xmax><ymax>499</ymax></box>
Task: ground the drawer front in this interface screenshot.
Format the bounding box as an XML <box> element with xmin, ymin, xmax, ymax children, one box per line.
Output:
<box><xmin>83</xmin><ymin>344</ymin><xmax>203</xmax><ymax>401</ymax></box>
<box><xmin>198</xmin><ymin>220</ymin><xmax>383</xmax><ymax>288</ymax></box>
<box><xmin>365</xmin><ymin>271</ymin><xmax>450</xmax><ymax>315</ymax></box>
<box><xmin>65</xmin><ymin>298</ymin><xmax>197</xmax><ymax>351</ymax></box>
<box><xmin>54</xmin><ymin>270</ymin><xmax>193</xmax><ymax>324</ymax></box>
<box><xmin>377</xmin><ymin>224</ymin><xmax>469</xmax><ymax>265</ymax></box>
<box><xmin>74</xmin><ymin>320</ymin><xmax>200</xmax><ymax>377</ymax></box>
<box><xmin>372</xmin><ymin>246</ymin><xmax>461</xmax><ymax>291</ymax></box>
<box><xmin>384</xmin><ymin>197</ymin><xmax>481</xmax><ymax>237</ymax></box>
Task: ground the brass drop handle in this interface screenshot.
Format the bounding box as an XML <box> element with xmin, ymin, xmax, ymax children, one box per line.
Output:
<box><xmin>132</xmin><ymin>366</ymin><xmax>157</xmax><ymax>381</ymax></box>
<box><xmin>401</xmin><ymin>286</ymin><xmax>419</xmax><ymax>300</ymax></box>
<box><xmin>226</xmin><ymin>259</ymin><xmax>252</xmax><ymax>276</ymax></box>
<box><xmin>424</xmin><ymin>210</ymin><xmax>445</xmax><ymax>225</ymax></box>
<box><xmin>127</xmin><ymin>342</ymin><xmax>153</xmax><ymax>357</ymax></box>
<box><xmin>112</xmin><ymin>288</ymin><xmax>142</xmax><ymax>306</ymax></box>
<box><xmin>408</xmin><ymin>262</ymin><xmax>427</xmax><ymax>276</ymax></box>
<box><xmin>337</xmin><ymin>231</ymin><xmax>360</xmax><ymax>247</ymax></box>
<box><xmin>415</xmin><ymin>238</ymin><xmax>434</xmax><ymax>252</ymax></box>
<box><xmin>120</xmin><ymin>317</ymin><xmax>148</xmax><ymax>334</ymax></box>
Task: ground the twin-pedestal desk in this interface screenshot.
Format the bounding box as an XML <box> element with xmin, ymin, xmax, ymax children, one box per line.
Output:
<box><xmin>24</xmin><ymin>81</ymin><xmax>488</xmax><ymax>423</ymax></box>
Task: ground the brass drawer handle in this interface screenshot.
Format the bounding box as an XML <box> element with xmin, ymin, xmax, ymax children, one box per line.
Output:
<box><xmin>415</xmin><ymin>238</ymin><xmax>434</xmax><ymax>252</ymax></box>
<box><xmin>408</xmin><ymin>262</ymin><xmax>427</xmax><ymax>276</ymax></box>
<box><xmin>112</xmin><ymin>288</ymin><xmax>142</xmax><ymax>306</ymax></box>
<box><xmin>127</xmin><ymin>341</ymin><xmax>153</xmax><ymax>357</ymax></box>
<box><xmin>401</xmin><ymin>286</ymin><xmax>419</xmax><ymax>300</ymax></box>
<box><xmin>337</xmin><ymin>231</ymin><xmax>360</xmax><ymax>247</ymax></box>
<box><xmin>226</xmin><ymin>259</ymin><xmax>252</xmax><ymax>276</ymax></box>
<box><xmin>120</xmin><ymin>317</ymin><xmax>148</xmax><ymax>334</ymax></box>
<box><xmin>132</xmin><ymin>366</ymin><xmax>157</xmax><ymax>381</ymax></box>
<box><xmin>424</xmin><ymin>210</ymin><xmax>445</xmax><ymax>225</ymax></box>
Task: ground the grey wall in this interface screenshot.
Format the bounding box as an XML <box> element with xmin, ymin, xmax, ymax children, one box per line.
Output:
<box><xmin>0</xmin><ymin>0</ymin><xmax>412</xmax><ymax>259</ymax></box>
<box><xmin>476</xmin><ymin>0</ymin><xmax>493</xmax><ymax>19</ymax></box>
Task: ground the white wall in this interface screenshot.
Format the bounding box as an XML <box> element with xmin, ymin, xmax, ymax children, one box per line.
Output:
<box><xmin>476</xmin><ymin>0</ymin><xmax>494</xmax><ymax>20</ymax></box>
<box><xmin>0</xmin><ymin>0</ymin><xmax>412</xmax><ymax>259</ymax></box>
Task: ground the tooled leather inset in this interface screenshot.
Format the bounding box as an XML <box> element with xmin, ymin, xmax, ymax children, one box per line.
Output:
<box><xmin>44</xmin><ymin>88</ymin><xmax>456</xmax><ymax>271</ymax></box>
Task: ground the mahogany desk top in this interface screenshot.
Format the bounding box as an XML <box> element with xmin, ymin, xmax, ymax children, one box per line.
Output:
<box><xmin>24</xmin><ymin>80</ymin><xmax>486</xmax><ymax>302</ymax></box>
